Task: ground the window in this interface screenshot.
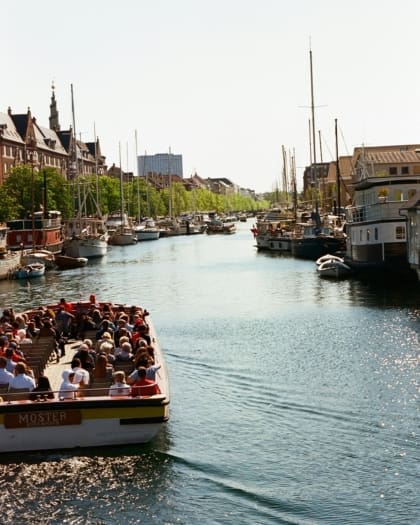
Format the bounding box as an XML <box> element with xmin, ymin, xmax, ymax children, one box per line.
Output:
<box><xmin>389</xmin><ymin>167</ymin><xmax>397</xmax><ymax>175</ymax></box>
<box><xmin>374</xmin><ymin>228</ymin><xmax>378</xmax><ymax>240</ymax></box>
<box><xmin>396</xmin><ymin>226</ymin><xmax>406</xmax><ymax>240</ymax></box>
<box><xmin>359</xmin><ymin>230</ymin><xmax>363</xmax><ymax>241</ymax></box>
<box><xmin>367</xmin><ymin>229</ymin><xmax>370</xmax><ymax>241</ymax></box>
<box><xmin>401</xmin><ymin>166</ymin><xmax>409</xmax><ymax>174</ymax></box>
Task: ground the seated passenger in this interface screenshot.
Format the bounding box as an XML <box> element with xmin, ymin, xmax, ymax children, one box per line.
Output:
<box><xmin>128</xmin><ymin>358</ymin><xmax>161</xmax><ymax>384</ymax></box>
<box><xmin>9</xmin><ymin>362</ymin><xmax>36</xmax><ymax>391</ymax></box>
<box><xmin>30</xmin><ymin>375</ymin><xmax>55</xmax><ymax>400</ymax></box>
<box><xmin>131</xmin><ymin>367</ymin><xmax>161</xmax><ymax>397</ymax></box>
<box><xmin>115</xmin><ymin>341</ymin><xmax>133</xmax><ymax>361</ymax></box>
<box><xmin>0</xmin><ymin>356</ymin><xmax>14</xmax><ymax>385</ymax></box>
<box><xmin>71</xmin><ymin>357</ymin><xmax>91</xmax><ymax>387</ymax></box>
<box><xmin>58</xmin><ymin>370</ymin><xmax>78</xmax><ymax>400</ymax></box>
<box><xmin>109</xmin><ymin>371</ymin><xmax>131</xmax><ymax>396</ymax></box>
<box><xmin>93</xmin><ymin>354</ymin><xmax>114</xmax><ymax>380</ymax></box>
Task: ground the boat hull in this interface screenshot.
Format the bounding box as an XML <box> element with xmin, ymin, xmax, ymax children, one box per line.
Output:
<box><xmin>0</xmin><ymin>399</ymin><xmax>169</xmax><ymax>453</ymax></box>
<box><xmin>291</xmin><ymin>236</ymin><xmax>344</xmax><ymax>260</ymax></box>
<box><xmin>64</xmin><ymin>237</ymin><xmax>108</xmax><ymax>258</ymax></box>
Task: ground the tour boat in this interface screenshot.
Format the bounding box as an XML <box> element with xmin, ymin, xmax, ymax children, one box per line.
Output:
<box><xmin>0</xmin><ymin>299</ymin><xmax>170</xmax><ymax>453</ymax></box>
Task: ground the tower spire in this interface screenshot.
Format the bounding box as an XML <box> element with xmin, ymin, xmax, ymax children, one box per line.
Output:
<box><xmin>49</xmin><ymin>81</ymin><xmax>60</xmax><ymax>131</ymax></box>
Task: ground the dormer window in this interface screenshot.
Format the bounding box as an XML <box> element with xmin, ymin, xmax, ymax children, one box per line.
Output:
<box><xmin>389</xmin><ymin>167</ymin><xmax>397</xmax><ymax>175</ymax></box>
<box><xmin>401</xmin><ymin>166</ymin><xmax>409</xmax><ymax>174</ymax></box>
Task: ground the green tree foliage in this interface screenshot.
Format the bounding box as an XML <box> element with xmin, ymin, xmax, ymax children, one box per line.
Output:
<box><xmin>1</xmin><ymin>168</ymin><xmax>269</xmax><ymax>222</ymax></box>
<box><xmin>2</xmin><ymin>165</ymin><xmax>72</xmax><ymax>220</ymax></box>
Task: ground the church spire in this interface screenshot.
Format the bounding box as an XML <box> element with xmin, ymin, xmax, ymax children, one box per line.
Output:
<box><xmin>49</xmin><ymin>81</ymin><xmax>60</xmax><ymax>131</ymax></box>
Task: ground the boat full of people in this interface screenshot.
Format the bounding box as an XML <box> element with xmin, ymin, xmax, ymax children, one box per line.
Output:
<box><xmin>0</xmin><ymin>295</ymin><xmax>170</xmax><ymax>453</ymax></box>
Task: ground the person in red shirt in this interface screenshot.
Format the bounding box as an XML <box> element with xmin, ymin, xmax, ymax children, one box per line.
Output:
<box><xmin>59</xmin><ymin>298</ymin><xmax>75</xmax><ymax>314</ymax></box>
<box><xmin>131</xmin><ymin>367</ymin><xmax>161</xmax><ymax>397</ymax></box>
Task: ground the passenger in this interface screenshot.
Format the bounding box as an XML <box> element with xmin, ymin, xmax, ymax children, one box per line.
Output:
<box><xmin>9</xmin><ymin>362</ymin><xmax>36</xmax><ymax>391</ymax></box>
<box><xmin>73</xmin><ymin>344</ymin><xmax>95</xmax><ymax>371</ymax></box>
<box><xmin>98</xmin><ymin>339</ymin><xmax>116</xmax><ymax>364</ymax></box>
<box><xmin>95</xmin><ymin>329</ymin><xmax>114</xmax><ymax>351</ymax></box>
<box><xmin>93</xmin><ymin>354</ymin><xmax>113</xmax><ymax>380</ymax></box>
<box><xmin>55</xmin><ymin>306</ymin><xmax>75</xmax><ymax>338</ymax></box>
<box><xmin>26</xmin><ymin>320</ymin><xmax>39</xmax><ymax>339</ymax></box>
<box><xmin>131</xmin><ymin>367</ymin><xmax>161</xmax><ymax>397</ymax></box>
<box><xmin>5</xmin><ymin>348</ymin><xmax>18</xmax><ymax>373</ymax></box>
<box><xmin>16</xmin><ymin>328</ymin><xmax>32</xmax><ymax>345</ymax></box>
<box><xmin>109</xmin><ymin>371</ymin><xmax>131</xmax><ymax>396</ymax></box>
<box><xmin>71</xmin><ymin>357</ymin><xmax>91</xmax><ymax>387</ymax></box>
<box><xmin>115</xmin><ymin>341</ymin><xmax>133</xmax><ymax>361</ymax></box>
<box><xmin>0</xmin><ymin>356</ymin><xmax>14</xmax><ymax>385</ymax></box>
<box><xmin>58</xmin><ymin>298</ymin><xmax>75</xmax><ymax>314</ymax></box>
<box><xmin>58</xmin><ymin>370</ymin><xmax>78</xmax><ymax>400</ymax></box>
<box><xmin>29</xmin><ymin>375</ymin><xmax>55</xmax><ymax>400</ymax></box>
<box><xmin>128</xmin><ymin>359</ymin><xmax>161</xmax><ymax>385</ymax></box>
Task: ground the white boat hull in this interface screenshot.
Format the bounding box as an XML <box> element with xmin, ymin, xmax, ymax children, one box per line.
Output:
<box><xmin>0</xmin><ymin>401</ymin><xmax>169</xmax><ymax>453</ymax></box>
<box><xmin>134</xmin><ymin>228</ymin><xmax>160</xmax><ymax>241</ymax></box>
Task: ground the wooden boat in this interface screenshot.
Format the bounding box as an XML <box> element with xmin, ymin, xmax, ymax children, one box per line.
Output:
<box><xmin>63</xmin><ymin>217</ymin><xmax>109</xmax><ymax>259</ymax></box>
<box><xmin>21</xmin><ymin>249</ymin><xmax>56</xmax><ymax>269</ymax></box>
<box><xmin>13</xmin><ymin>262</ymin><xmax>46</xmax><ymax>279</ymax></box>
<box><xmin>317</xmin><ymin>259</ymin><xmax>352</xmax><ymax>279</ymax></box>
<box><xmin>55</xmin><ymin>254</ymin><xmax>88</xmax><ymax>269</ymax></box>
<box><xmin>316</xmin><ymin>254</ymin><xmax>345</xmax><ymax>266</ymax></box>
<box><xmin>206</xmin><ymin>220</ymin><xmax>236</xmax><ymax>235</ymax></box>
<box><xmin>7</xmin><ymin>210</ymin><xmax>64</xmax><ymax>254</ymax></box>
<box><xmin>0</xmin><ymin>298</ymin><xmax>170</xmax><ymax>453</ymax></box>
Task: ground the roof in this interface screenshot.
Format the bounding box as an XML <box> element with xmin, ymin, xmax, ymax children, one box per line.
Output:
<box><xmin>0</xmin><ymin>112</ymin><xmax>24</xmax><ymax>143</ymax></box>
<box><xmin>38</xmin><ymin>126</ymin><xmax>68</xmax><ymax>155</ymax></box>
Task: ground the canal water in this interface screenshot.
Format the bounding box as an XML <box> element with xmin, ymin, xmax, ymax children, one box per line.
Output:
<box><xmin>0</xmin><ymin>222</ymin><xmax>418</xmax><ymax>525</ymax></box>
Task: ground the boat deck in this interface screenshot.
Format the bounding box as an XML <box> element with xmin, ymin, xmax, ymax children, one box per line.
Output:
<box><xmin>45</xmin><ymin>340</ymin><xmax>81</xmax><ymax>392</ymax></box>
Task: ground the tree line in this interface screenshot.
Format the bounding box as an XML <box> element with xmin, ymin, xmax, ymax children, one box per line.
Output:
<box><xmin>0</xmin><ymin>165</ymin><xmax>270</xmax><ymax>222</ymax></box>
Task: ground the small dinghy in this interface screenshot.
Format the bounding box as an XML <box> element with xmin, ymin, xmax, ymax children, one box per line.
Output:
<box><xmin>13</xmin><ymin>262</ymin><xmax>46</xmax><ymax>279</ymax></box>
<box><xmin>317</xmin><ymin>259</ymin><xmax>352</xmax><ymax>279</ymax></box>
<box><xmin>55</xmin><ymin>254</ymin><xmax>88</xmax><ymax>270</ymax></box>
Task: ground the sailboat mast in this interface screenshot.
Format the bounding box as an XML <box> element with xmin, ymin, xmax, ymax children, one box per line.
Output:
<box><xmin>135</xmin><ymin>130</ymin><xmax>140</xmax><ymax>221</ymax></box>
<box><xmin>309</xmin><ymin>49</ymin><xmax>318</xmax><ymax>213</ymax></box>
<box><xmin>168</xmin><ymin>146</ymin><xmax>172</xmax><ymax>219</ymax></box>
<box><xmin>71</xmin><ymin>84</ymin><xmax>81</xmax><ymax>216</ymax></box>
<box><xmin>119</xmin><ymin>142</ymin><xmax>124</xmax><ymax>224</ymax></box>
<box><xmin>144</xmin><ymin>150</ymin><xmax>150</xmax><ymax>217</ymax></box>
<box><xmin>335</xmin><ymin>118</ymin><xmax>341</xmax><ymax>218</ymax></box>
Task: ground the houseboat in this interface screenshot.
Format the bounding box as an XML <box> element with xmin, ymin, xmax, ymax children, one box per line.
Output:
<box><xmin>344</xmin><ymin>145</ymin><xmax>420</xmax><ymax>279</ymax></box>
<box><xmin>7</xmin><ymin>210</ymin><xmax>64</xmax><ymax>254</ymax></box>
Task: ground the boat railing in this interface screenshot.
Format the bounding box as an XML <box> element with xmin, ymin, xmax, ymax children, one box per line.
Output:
<box><xmin>346</xmin><ymin>201</ymin><xmax>406</xmax><ymax>223</ymax></box>
<box><xmin>1</xmin><ymin>387</ymin><xmax>166</xmax><ymax>403</ymax></box>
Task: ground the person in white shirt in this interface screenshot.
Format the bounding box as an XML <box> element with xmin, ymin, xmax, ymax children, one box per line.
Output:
<box><xmin>0</xmin><ymin>356</ymin><xmax>14</xmax><ymax>385</ymax></box>
<box><xmin>71</xmin><ymin>357</ymin><xmax>90</xmax><ymax>387</ymax></box>
<box><xmin>58</xmin><ymin>370</ymin><xmax>79</xmax><ymax>400</ymax></box>
<box><xmin>9</xmin><ymin>362</ymin><xmax>36</xmax><ymax>391</ymax></box>
<box><xmin>109</xmin><ymin>371</ymin><xmax>131</xmax><ymax>396</ymax></box>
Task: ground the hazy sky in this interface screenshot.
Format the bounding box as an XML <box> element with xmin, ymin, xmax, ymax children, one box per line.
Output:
<box><xmin>3</xmin><ymin>0</ymin><xmax>420</xmax><ymax>193</ymax></box>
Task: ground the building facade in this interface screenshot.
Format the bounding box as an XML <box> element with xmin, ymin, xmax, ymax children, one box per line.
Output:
<box><xmin>138</xmin><ymin>153</ymin><xmax>183</xmax><ymax>178</ymax></box>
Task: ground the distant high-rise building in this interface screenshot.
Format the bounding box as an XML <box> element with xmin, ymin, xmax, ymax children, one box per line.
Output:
<box><xmin>138</xmin><ymin>153</ymin><xmax>183</xmax><ymax>178</ymax></box>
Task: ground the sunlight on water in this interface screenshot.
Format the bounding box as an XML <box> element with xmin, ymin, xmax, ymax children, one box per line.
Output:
<box><xmin>0</xmin><ymin>223</ymin><xmax>419</xmax><ymax>524</ymax></box>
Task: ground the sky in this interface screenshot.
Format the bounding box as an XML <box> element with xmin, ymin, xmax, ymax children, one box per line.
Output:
<box><xmin>3</xmin><ymin>0</ymin><xmax>420</xmax><ymax>193</ymax></box>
